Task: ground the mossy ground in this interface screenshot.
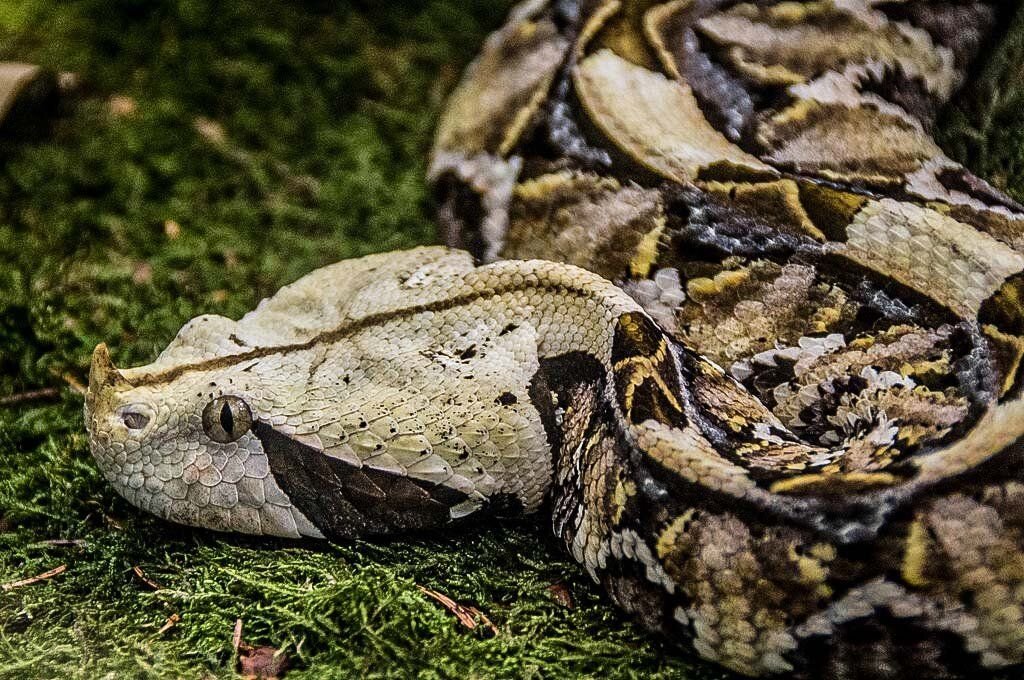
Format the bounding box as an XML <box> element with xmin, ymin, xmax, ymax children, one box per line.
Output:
<box><xmin>0</xmin><ymin>2</ymin><xmax>1022</xmax><ymax>679</ymax></box>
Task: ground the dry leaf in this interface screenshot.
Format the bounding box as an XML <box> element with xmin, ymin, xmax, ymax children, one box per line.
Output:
<box><xmin>108</xmin><ymin>94</ymin><xmax>137</xmax><ymax>117</ymax></box>
<box><xmin>239</xmin><ymin>646</ymin><xmax>289</xmax><ymax>679</ymax></box>
<box><xmin>233</xmin><ymin>619</ymin><xmax>289</xmax><ymax>679</ymax></box>
<box><xmin>132</xmin><ymin>262</ymin><xmax>153</xmax><ymax>285</ymax></box>
<box><xmin>547</xmin><ymin>582</ymin><xmax>574</xmax><ymax>609</ymax></box>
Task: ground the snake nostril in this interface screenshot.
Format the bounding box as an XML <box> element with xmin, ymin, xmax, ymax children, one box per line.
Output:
<box><xmin>122</xmin><ymin>411</ymin><xmax>150</xmax><ymax>430</ymax></box>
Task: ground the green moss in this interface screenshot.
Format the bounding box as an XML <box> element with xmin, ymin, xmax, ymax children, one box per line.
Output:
<box><xmin>937</xmin><ymin>6</ymin><xmax>1024</xmax><ymax>205</ymax></box>
<box><xmin>1</xmin><ymin>2</ymin><xmax>1023</xmax><ymax>678</ymax></box>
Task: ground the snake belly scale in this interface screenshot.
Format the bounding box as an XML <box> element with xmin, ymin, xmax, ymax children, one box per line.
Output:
<box><xmin>87</xmin><ymin>1</ymin><xmax>1024</xmax><ymax>678</ymax></box>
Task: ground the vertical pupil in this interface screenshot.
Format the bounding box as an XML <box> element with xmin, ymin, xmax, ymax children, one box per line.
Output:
<box><xmin>220</xmin><ymin>401</ymin><xmax>234</xmax><ymax>434</ymax></box>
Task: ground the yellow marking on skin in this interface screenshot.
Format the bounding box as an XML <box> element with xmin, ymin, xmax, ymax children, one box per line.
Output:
<box><xmin>702</xmin><ymin>179</ymin><xmax>826</xmax><ymax>241</ymax></box>
<box><xmin>686</xmin><ymin>276</ymin><xmax>718</xmax><ymax>300</ymax></box>
<box><xmin>847</xmin><ymin>336</ymin><xmax>875</xmax><ymax>351</ymax></box>
<box><xmin>727</xmin><ymin>415</ymin><xmax>748</xmax><ymax>432</ymax></box>
<box><xmin>617</xmin><ymin>312</ymin><xmax>659</xmax><ymax>349</ymax></box>
<box><xmin>714</xmin><ymin>269</ymin><xmax>750</xmax><ymax>290</ymax></box>
<box><xmin>615</xmin><ymin>340</ymin><xmax>684</xmax><ymax>415</ymax></box>
<box><xmin>613</xmin><ymin>478</ymin><xmax>637</xmax><ymax>524</ymax></box>
<box><xmin>809</xmin><ymin>305</ymin><xmax>841</xmax><ymax>333</ymax></box>
<box><xmin>628</xmin><ymin>218</ymin><xmax>666</xmax><ymax>278</ymax></box>
<box><xmin>656</xmin><ymin>509</ymin><xmax>695</xmax><ymax>560</ymax></box>
<box><xmin>769</xmin><ymin>471</ymin><xmax>901</xmax><ymax>494</ymax></box>
<box><xmin>513</xmin><ymin>171</ymin><xmax>581</xmax><ymax>201</ymax></box>
<box><xmin>902</xmin><ymin>518</ymin><xmax>933</xmax><ymax>587</ymax></box>
<box><xmin>983</xmin><ymin>325</ymin><xmax>1024</xmax><ymax>396</ymax></box>
<box><xmin>643</xmin><ymin>1</ymin><xmax>686</xmax><ymax>80</ymax></box>
<box><xmin>697</xmin><ymin>358</ymin><xmax>726</xmax><ymax>377</ymax></box>
<box><xmin>686</xmin><ymin>269</ymin><xmax>752</xmax><ymax>302</ymax></box>
<box><xmin>809</xmin><ymin>543</ymin><xmax>837</xmax><ymax>562</ymax></box>
<box><xmin>619</xmin><ymin>365</ymin><xmax>683</xmax><ymax>415</ymax></box>
<box><xmin>787</xmin><ymin>541</ymin><xmax>834</xmax><ymax>599</ymax></box>
<box><xmin>734</xmin><ymin>55</ymin><xmax>805</xmax><ymax>87</ymax></box>
<box><xmin>797</xmin><ymin>181</ymin><xmax>868</xmax><ymax>241</ymax></box>
<box><xmin>576</xmin><ymin>0</ymin><xmax>621</xmax><ymax>57</ymax></box>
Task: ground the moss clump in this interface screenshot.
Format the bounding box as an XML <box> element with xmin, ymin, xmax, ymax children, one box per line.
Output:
<box><xmin>937</xmin><ymin>7</ymin><xmax>1024</xmax><ymax>206</ymax></box>
<box><xmin>1</xmin><ymin>2</ymin><xmax>1023</xmax><ymax>678</ymax></box>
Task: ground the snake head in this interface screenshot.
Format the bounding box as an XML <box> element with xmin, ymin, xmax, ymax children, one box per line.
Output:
<box><xmin>84</xmin><ymin>341</ymin><xmax>320</xmax><ymax>539</ymax></box>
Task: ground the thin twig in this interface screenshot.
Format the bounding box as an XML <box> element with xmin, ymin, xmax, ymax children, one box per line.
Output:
<box><xmin>132</xmin><ymin>565</ymin><xmax>163</xmax><ymax>590</ymax></box>
<box><xmin>416</xmin><ymin>585</ymin><xmax>499</xmax><ymax>635</ymax></box>
<box><xmin>0</xmin><ymin>387</ymin><xmax>60</xmax><ymax>406</ymax></box>
<box><xmin>1</xmin><ymin>564</ymin><xmax>68</xmax><ymax>591</ymax></box>
<box><xmin>29</xmin><ymin>539</ymin><xmax>88</xmax><ymax>549</ymax></box>
<box><xmin>157</xmin><ymin>613</ymin><xmax>180</xmax><ymax>635</ymax></box>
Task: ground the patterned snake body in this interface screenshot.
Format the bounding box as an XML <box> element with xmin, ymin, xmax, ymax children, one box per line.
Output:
<box><xmin>87</xmin><ymin>1</ymin><xmax>1024</xmax><ymax>677</ymax></box>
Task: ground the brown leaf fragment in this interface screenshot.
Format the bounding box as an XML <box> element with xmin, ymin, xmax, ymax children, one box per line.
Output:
<box><xmin>416</xmin><ymin>585</ymin><xmax>499</xmax><ymax>636</ymax></box>
<box><xmin>233</xmin><ymin>619</ymin><xmax>290</xmax><ymax>679</ymax></box>
<box><xmin>238</xmin><ymin>645</ymin><xmax>290</xmax><ymax>680</ymax></box>
<box><xmin>107</xmin><ymin>94</ymin><xmax>137</xmax><ymax>117</ymax></box>
<box><xmin>470</xmin><ymin>607</ymin><xmax>498</xmax><ymax>637</ymax></box>
<box><xmin>157</xmin><ymin>613</ymin><xmax>180</xmax><ymax>635</ymax></box>
<box><xmin>1</xmin><ymin>564</ymin><xmax>67</xmax><ymax>591</ymax></box>
<box><xmin>132</xmin><ymin>565</ymin><xmax>162</xmax><ymax>590</ymax></box>
<box><xmin>163</xmin><ymin>219</ymin><xmax>181</xmax><ymax>239</ymax></box>
<box><xmin>132</xmin><ymin>261</ymin><xmax>153</xmax><ymax>285</ymax></box>
<box><xmin>547</xmin><ymin>582</ymin><xmax>575</xmax><ymax>609</ymax></box>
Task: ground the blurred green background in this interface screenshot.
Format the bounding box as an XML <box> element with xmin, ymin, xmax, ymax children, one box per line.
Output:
<box><xmin>0</xmin><ymin>1</ymin><xmax>1022</xmax><ymax>678</ymax></box>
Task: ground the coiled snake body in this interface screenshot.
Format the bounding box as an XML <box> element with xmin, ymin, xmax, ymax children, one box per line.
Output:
<box><xmin>87</xmin><ymin>2</ymin><xmax>1024</xmax><ymax>678</ymax></box>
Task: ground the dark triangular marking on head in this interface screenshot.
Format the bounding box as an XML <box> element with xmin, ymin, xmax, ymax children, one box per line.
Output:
<box><xmin>253</xmin><ymin>421</ymin><xmax>469</xmax><ymax>540</ymax></box>
<box><xmin>531</xmin><ymin>351</ymin><xmax>607</xmax><ymax>455</ymax></box>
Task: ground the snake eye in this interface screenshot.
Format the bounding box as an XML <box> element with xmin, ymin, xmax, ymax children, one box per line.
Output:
<box><xmin>122</xmin><ymin>411</ymin><xmax>150</xmax><ymax>430</ymax></box>
<box><xmin>202</xmin><ymin>395</ymin><xmax>252</xmax><ymax>443</ymax></box>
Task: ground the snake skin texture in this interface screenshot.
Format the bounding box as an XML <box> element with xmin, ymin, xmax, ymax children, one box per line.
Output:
<box><xmin>86</xmin><ymin>1</ymin><xmax>1024</xmax><ymax>678</ymax></box>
